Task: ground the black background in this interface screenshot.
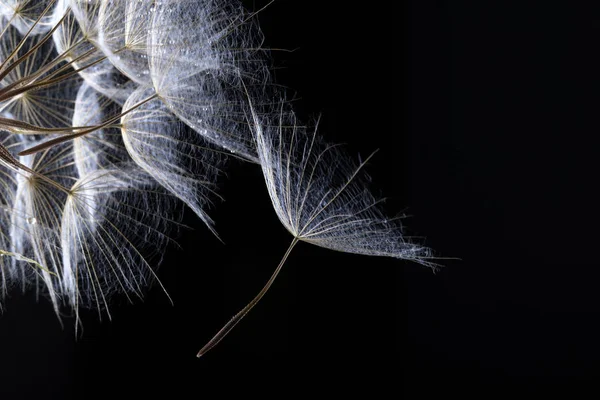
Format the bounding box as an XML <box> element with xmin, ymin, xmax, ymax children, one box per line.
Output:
<box><xmin>1</xmin><ymin>0</ymin><xmax>600</xmax><ymax>396</ymax></box>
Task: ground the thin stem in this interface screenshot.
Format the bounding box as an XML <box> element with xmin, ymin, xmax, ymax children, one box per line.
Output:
<box><xmin>197</xmin><ymin>237</ymin><xmax>299</xmax><ymax>358</ymax></box>
<box><xmin>0</xmin><ymin>5</ymin><xmax>69</xmax><ymax>83</ymax></box>
<box><xmin>18</xmin><ymin>93</ymin><xmax>159</xmax><ymax>156</ymax></box>
<box><xmin>0</xmin><ymin>51</ymin><xmax>101</xmax><ymax>103</ymax></box>
<box><xmin>0</xmin><ymin>116</ymin><xmax>94</xmax><ymax>134</ymax></box>
<box><xmin>0</xmin><ymin>142</ymin><xmax>68</xmax><ymax>193</ymax></box>
<box><xmin>0</xmin><ymin>0</ymin><xmax>57</xmax><ymax>73</ymax></box>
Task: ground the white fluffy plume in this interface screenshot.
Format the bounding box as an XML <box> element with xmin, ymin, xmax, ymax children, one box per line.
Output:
<box><xmin>120</xmin><ymin>85</ymin><xmax>225</xmax><ymax>234</ymax></box>
<box><xmin>252</xmin><ymin>109</ymin><xmax>433</xmax><ymax>264</ymax></box>
<box><xmin>197</xmin><ymin>106</ymin><xmax>434</xmax><ymax>357</ymax></box>
<box><xmin>148</xmin><ymin>0</ymin><xmax>268</xmax><ymax>161</ymax></box>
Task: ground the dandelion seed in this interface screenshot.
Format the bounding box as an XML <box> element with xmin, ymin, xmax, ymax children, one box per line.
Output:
<box><xmin>61</xmin><ymin>167</ymin><xmax>177</xmax><ymax>326</ymax></box>
<box><xmin>8</xmin><ymin>138</ymin><xmax>75</xmax><ymax>314</ymax></box>
<box><xmin>120</xmin><ymin>85</ymin><xmax>225</xmax><ymax>234</ymax></box>
<box><xmin>148</xmin><ymin>0</ymin><xmax>268</xmax><ymax>162</ymax></box>
<box><xmin>72</xmin><ymin>81</ymin><xmax>130</xmax><ymax>176</ymax></box>
<box><xmin>51</xmin><ymin>0</ymin><xmax>135</xmax><ymax>104</ymax></box>
<box><xmin>96</xmin><ymin>0</ymin><xmax>154</xmax><ymax>85</ymax></box>
<box><xmin>197</xmin><ymin>107</ymin><xmax>435</xmax><ymax>357</ymax></box>
<box><xmin>0</xmin><ymin>24</ymin><xmax>81</xmax><ymax>128</ymax></box>
<box><xmin>0</xmin><ymin>131</ymin><xmax>19</xmax><ymax>300</ymax></box>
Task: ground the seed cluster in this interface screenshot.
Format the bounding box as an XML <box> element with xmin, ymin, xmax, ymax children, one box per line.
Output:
<box><xmin>0</xmin><ymin>0</ymin><xmax>433</xmax><ymax>354</ymax></box>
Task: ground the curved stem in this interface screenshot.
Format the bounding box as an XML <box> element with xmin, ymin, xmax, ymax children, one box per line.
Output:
<box><xmin>197</xmin><ymin>237</ymin><xmax>299</xmax><ymax>358</ymax></box>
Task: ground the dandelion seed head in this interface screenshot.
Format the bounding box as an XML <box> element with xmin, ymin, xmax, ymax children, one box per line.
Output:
<box><xmin>0</xmin><ymin>0</ymin><xmax>435</xmax><ymax>345</ymax></box>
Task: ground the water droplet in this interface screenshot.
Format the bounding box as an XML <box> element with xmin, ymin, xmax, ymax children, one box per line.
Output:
<box><xmin>26</xmin><ymin>217</ymin><xmax>36</xmax><ymax>225</ymax></box>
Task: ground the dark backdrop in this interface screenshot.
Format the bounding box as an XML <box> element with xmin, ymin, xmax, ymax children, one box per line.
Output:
<box><xmin>1</xmin><ymin>0</ymin><xmax>599</xmax><ymax>396</ymax></box>
<box><xmin>402</xmin><ymin>0</ymin><xmax>600</xmax><ymax>393</ymax></box>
